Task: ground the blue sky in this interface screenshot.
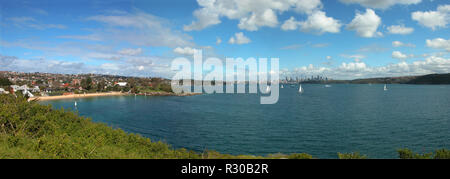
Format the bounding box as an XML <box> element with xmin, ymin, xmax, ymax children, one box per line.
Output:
<box><xmin>0</xmin><ymin>0</ymin><xmax>449</xmax><ymax>79</ymax></box>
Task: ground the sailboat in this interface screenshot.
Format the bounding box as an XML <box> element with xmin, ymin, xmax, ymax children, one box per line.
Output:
<box><xmin>74</xmin><ymin>101</ymin><xmax>77</xmax><ymax>107</ymax></box>
<box><xmin>298</xmin><ymin>85</ymin><xmax>303</xmax><ymax>93</ymax></box>
<box><xmin>266</xmin><ymin>86</ymin><xmax>271</xmax><ymax>93</ymax></box>
<box><xmin>281</xmin><ymin>85</ymin><xmax>284</xmax><ymax>89</ymax></box>
<box><xmin>384</xmin><ymin>84</ymin><xmax>388</xmax><ymax>91</ymax></box>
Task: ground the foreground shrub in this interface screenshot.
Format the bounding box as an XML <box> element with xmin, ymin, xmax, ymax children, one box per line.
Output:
<box><xmin>398</xmin><ymin>149</ymin><xmax>450</xmax><ymax>159</ymax></box>
<box><xmin>338</xmin><ymin>152</ymin><xmax>368</xmax><ymax>159</ymax></box>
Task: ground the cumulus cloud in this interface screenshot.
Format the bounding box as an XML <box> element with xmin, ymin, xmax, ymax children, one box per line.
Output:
<box><xmin>299</xmin><ymin>11</ymin><xmax>342</xmax><ymax>34</ymax></box>
<box><xmin>339</xmin><ymin>0</ymin><xmax>422</xmax><ymax>9</ymax></box>
<box><xmin>238</xmin><ymin>8</ymin><xmax>279</xmax><ymax>31</ymax></box>
<box><xmin>281</xmin><ymin>11</ymin><xmax>341</xmax><ymax>34</ymax></box>
<box><xmin>118</xmin><ymin>48</ymin><xmax>143</xmax><ymax>56</ymax></box>
<box><xmin>426</xmin><ymin>38</ymin><xmax>450</xmax><ymax>51</ymax></box>
<box><xmin>228</xmin><ymin>32</ymin><xmax>251</xmax><ymax>44</ymax></box>
<box><xmin>392</xmin><ymin>51</ymin><xmax>412</xmax><ymax>60</ymax></box>
<box><xmin>412</xmin><ymin>5</ymin><xmax>450</xmax><ymax>30</ymax></box>
<box><xmin>184</xmin><ymin>0</ymin><xmax>324</xmax><ymax>31</ymax></box>
<box><xmin>283</xmin><ymin>55</ymin><xmax>450</xmax><ymax>79</ymax></box>
<box><xmin>281</xmin><ymin>17</ymin><xmax>300</xmax><ymax>31</ymax></box>
<box><xmin>346</xmin><ymin>9</ymin><xmax>382</xmax><ymax>38</ymax></box>
<box><xmin>387</xmin><ymin>25</ymin><xmax>414</xmax><ymax>35</ymax></box>
<box><xmin>392</xmin><ymin>41</ymin><xmax>416</xmax><ymax>48</ymax></box>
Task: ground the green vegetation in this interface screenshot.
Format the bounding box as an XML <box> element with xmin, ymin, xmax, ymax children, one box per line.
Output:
<box><xmin>0</xmin><ymin>94</ymin><xmax>448</xmax><ymax>159</ymax></box>
<box><xmin>0</xmin><ymin>77</ymin><xmax>12</xmax><ymax>87</ymax></box>
<box><xmin>398</xmin><ymin>149</ymin><xmax>450</xmax><ymax>159</ymax></box>
<box><xmin>308</xmin><ymin>73</ymin><xmax>450</xmax><ymax>85</ymax></box>
<box><xmin>338</xmin><ymin>152</ymin><xmax>367</xmax><ymax>159</ymax></box>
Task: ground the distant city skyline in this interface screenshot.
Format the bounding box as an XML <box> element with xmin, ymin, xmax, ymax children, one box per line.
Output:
<box><xmin>1</xmin><ymin>0</ymin><xmax>449</xmax><ymax>80</ymax></box>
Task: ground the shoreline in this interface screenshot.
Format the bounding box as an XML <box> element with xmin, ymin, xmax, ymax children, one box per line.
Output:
<box><xmin>28</xmin><ymin>92</ymin><xmax>127</xmax><ymax>101</ymax></box>
<box><xmin>28</xmin><ymin>91</ymin><xmax>201</xmax><ymax>101</ymax></box>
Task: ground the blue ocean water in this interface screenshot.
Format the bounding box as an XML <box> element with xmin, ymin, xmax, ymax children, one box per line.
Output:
<box><xmin>42</xmin><ymin>84</ymin><xmax>450</xmax><ymax>158</ymax></box>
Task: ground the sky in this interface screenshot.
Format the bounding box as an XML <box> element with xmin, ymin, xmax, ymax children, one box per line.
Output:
<box><xmin>0</xmin><ymin>0</ymin><xmax>449</xmax><ymax>80</ymax></box>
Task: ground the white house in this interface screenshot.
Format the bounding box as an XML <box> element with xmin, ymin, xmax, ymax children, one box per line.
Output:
<box><xmin>117</xmin><ymin>82</ymin><xmax>127</xmax><ymax>87</ymax></box>
<box><xmin>31</xmin><ymin>86</ymin><xmax>40</xmax><ymax>93</ymax></box>
<box><xmin>10</xmin><ymin>85</ymin><xmax>40</xmax><ymax>93</ymax></box>
<box><xmin>22</xmin><ymin>90</ymin><xmax>34</xmax><ymax>98</ymax></box>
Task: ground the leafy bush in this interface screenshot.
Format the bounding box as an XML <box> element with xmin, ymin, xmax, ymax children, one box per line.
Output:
<box><xmin>338</xmin><ymin>152</ymin><xmax>367</xmax><ymax>159</ymax></box>
<box><xmin>398</xmin><ymin>149</ymin><xmax>450</xmax><ymax>159</ymax></box>
<box><xmin>0</xmin><ymin>77</ymin><xmax>12</xmax><ymax>87</ymax></box>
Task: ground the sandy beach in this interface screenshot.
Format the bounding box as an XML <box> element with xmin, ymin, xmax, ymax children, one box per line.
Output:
<box><xmin>28</xmin><ymin>92</ymin><xmax>127</xmax><ymax>101</ymax></box>
<box><xmin>28</xmin><ymin>91</ymin><xmax>201</xmax><ymax>101</ymax></box>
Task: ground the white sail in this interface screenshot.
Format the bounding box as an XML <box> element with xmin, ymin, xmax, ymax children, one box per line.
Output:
<box><xmin>74</xmin><ymin>101</ymin><xmax>77</xmax><ymax>107</ymax></box>
<box><xmin>266</xmin><ymin>86</ymin><xmax>271</xmax><ymax>93</ymax></box>
<box><xmin>384</xmin><ymin>84</ymin><xmax>388</xmax><ymax>91</ymax></box>
<box><xmin>299</xmin><ymin>85</ymin><xmax>303</xmax><ymax>93</ymax></box>
<box><xmin>281</xmin><ymin>85</ymin><xmax>284</xmax><ymax>89</ymax></box>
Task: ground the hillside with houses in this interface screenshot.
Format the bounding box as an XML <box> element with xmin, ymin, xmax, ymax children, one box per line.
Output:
<box><xmin>0</xmin><ymin>71</ymin><xmax>172</xmax><ymax>97</ymax></box>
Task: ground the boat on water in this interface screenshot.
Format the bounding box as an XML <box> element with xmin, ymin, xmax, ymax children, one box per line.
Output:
<box><xmin>384</xmin><ymin>84</ymin><xmax>388</xmax><ymax>91</ymax></box>
<box><xmin>74</xmin><ymin>101</ymin><xmax>77</xmax><ymax>107</ymax></box>
<box><xmin>281</xmin><ymin>85</ymin><xmax>284</xmax><ymax>89</ymax></box>
<box><xmin>298</xmin><ymin>85</ymin><xmax>303</xmax><ymax>93</ymax></box>
<box><xmin>325</xmin><ymin>85</ymin><xmax>331</xmax><ymax>88</ymax></box>
<box><xmin>266</xmin><ymin>86</ymin><xmax>271</xmax><ymax>93</ymax></box>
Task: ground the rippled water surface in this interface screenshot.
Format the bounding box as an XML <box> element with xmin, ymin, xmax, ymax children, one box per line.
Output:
<box><xmin>42</xmin><ymin>84</ymin><xmax>450</xmax><ymax>158</ymax></box>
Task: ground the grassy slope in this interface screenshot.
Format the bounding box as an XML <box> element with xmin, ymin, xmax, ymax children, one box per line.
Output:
<box><xmin>0</xmin><ymin>95</ymin><xmax>312</xmax><ymax>159</ymax></box>
<box><xmin>0</xmin><ymin>94</ymin><xmax>448</xmax><ymax>159</ymax></box>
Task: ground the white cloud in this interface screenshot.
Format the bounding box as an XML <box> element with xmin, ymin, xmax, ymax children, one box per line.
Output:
<box><xmin>118</xmin><ymin>48</ymin><xmax>143</xmax><ymax>56</ymax></box>
<box><xmin>0</xmin><ymin>55</ymin><xmax>17</xmax><ymax>67</ymax></box>
<box><xmin>228</xmin><ymin>32</ymin><xmax>251</xmax><ymax>44</ymax></box>
<box><xmin>238</xmin><ymin>8</ymin><xmax>279</xmax><ymax>31</ymax></box>
<box><xmin>173</xmin><ymin>47</ymin><xmax>200</xmax><ymax>55</ymax></box>
<box><xmin>281</xmin><ymin>17</ymin><xmax>300</xmax><ymax>31</ymax></box>
<box><xmin>387</xmin><ymin>25</ymin><xmax>414</xmax><ymax>35</ymax></box>
<box><xmin>7</xmin><ymin>16</ymin><xmax>67</xmax><ymax>30</ymax></box>
<box><xmin>184</xmin><ymin>0</ymin><xmax>324</xmax><ymax>31</ymax></box>
<box><xmin>346</xmin><ymin>9</ymin><xmax>382</xmax><ymax>38</ymax></box>
<box><xmin>87</xmin><ymin>12</ymin><xmax>193</xmax><ymax>47</ymax></box>
<box><xmin>284</xmin><ymin>55</ymin><xmax>450</xmax><ymax>80</ymax></box>
<box><xmin>412</xmin><ymin>5</ymin><xmax>450</xmax><ymax>30</ymax></box>
<box><xmin>341</xmin><ymin>54</ymin><xmax>366</xmax><ymax>62</ymax></box>
<box><xmin>339</xmin><ymin>0</ymin><xmax>422</xmax><ymax>9</ymax></box>
<box><xmin>138</xmin><ymin>66</ymin><xmax>145</xmax><ymax>71</ymax></box>
<box><xmin>299</xmin><ymin>11</ymin><xmax>342</xmax><ymax>34</ymax></box>
<box><xmin>426</xmin><ymin>38</ymin><xmax>450</xmax><ymax>51</ymax></box>
<box><xmin>392</xmin><ymin>41</ymin><xmax>416</xmax><ymax>48</ymax></box>
<box><xmin>392</xmin><ymin>51</ymin><xmax>411</xmax><ymax>60</ymax></box>
<box><xmin>57</xmin><ymin>34</ymin><xmax>102</xmax><ymax>41</ymax></box>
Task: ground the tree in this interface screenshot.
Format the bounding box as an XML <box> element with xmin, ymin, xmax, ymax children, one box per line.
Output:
<box><xmin>81</xmin><ymin>77</ymin><xmax>93</xmax><ymax>91</ymax></box>
<box><xmin>0</xmin><ymin>77</ymin><xmax>12</xmax><ymax>87</ymax></box>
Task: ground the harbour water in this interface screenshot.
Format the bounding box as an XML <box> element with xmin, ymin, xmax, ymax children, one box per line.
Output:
<box><xmin>42</xmin><ymin>84</ymin><xmax>450</xmax><ymax>158</ymax></box>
